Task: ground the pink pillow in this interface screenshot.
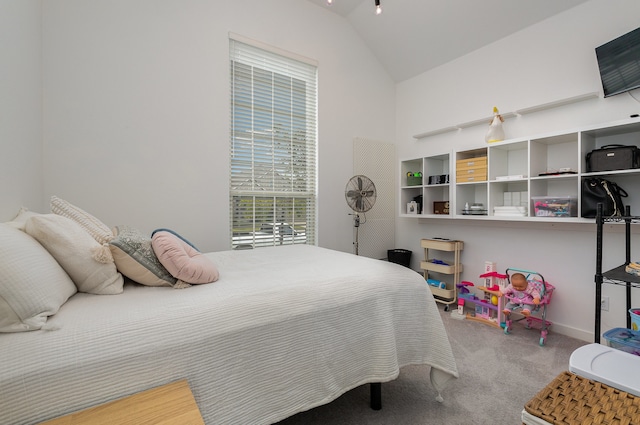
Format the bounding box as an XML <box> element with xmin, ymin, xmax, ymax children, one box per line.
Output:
<box><xmin>151</xmin><ymin>231</ymin><xmax>219</xmax><ymax>285</ymax></box>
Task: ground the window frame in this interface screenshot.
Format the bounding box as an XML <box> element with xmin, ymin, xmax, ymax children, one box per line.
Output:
<box><xmin>229</xmin><ymin>34</ymin><xmax>318</xmax><ymax>250</ymax></box>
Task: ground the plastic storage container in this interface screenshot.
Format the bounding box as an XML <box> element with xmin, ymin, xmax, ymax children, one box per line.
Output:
<box><xmin>603</xmin><ymin>327</ymin><xmax>640</xmax><ymax>355</ymax></box>
<box><xmin>630</xmin><ymin>308</ymin><xmax>640</xmax><ymax>331</ymax></box>
<box><xmin>569</xmin><ymin>343</ymin><xmax>640</xmax><ymax>397</ymax></box>
<box><xmin>531</xmin><ymin>196</ymin><xmax>577</xmax><ymax>217</ymax></box>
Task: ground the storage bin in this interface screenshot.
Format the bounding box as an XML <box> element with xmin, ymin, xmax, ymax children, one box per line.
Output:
<box><xmin>456</xmin><ymin>156</ymin><xmax>487</xmax><ymax>170</ymax></box>
<box><xmin>531</xmin><ymin>196</ymin><xmax>577</xmax><ymax>217</ymax></box>
<box><xmin>406</xmin><ymin>173</ymin><xmax>422</xmax><ymax>186</ymax></box>
<box><xmin>456</xmin><ymin>156</ymin><xmax>487</xmax><ymax>182</ymax></box>
<box><xmin>387</xmin><ymin>249</ymin><xmax>412</xmax><ymax>268</ymax></box>
<box><xmin>603</xmin><ymin>327</ymin><xmax>640</xmax><ymax>355</ymax></box>
<box><xmin>630</xmin><ymin>308</ymin><xmax>640</xmax><ymax>331</ymax></box>
<box><xmin>523</xmin><ymin>371</ymin><xmax>640</xmax><ymax>425</ymax></box>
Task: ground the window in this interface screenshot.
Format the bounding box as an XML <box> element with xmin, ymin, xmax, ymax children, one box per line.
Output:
<box><xmin>229</xmin><ymin>36</ymin><xmax>317</xmax><ymax>249</ymax></box>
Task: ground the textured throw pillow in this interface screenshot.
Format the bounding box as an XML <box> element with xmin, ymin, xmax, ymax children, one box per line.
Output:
<box><xmin>25</xmin><ymin>215</ymin><xmax>124</xmax><ymax>295</ymax></box>
<box><xmin>0</xmin><ymin>223</ymin><xmax>77</xmax><ymax>332</ymax></box>
<box><xmin>109</xmin><ymin>226</ymin><xmax>176</xmax><ymax>287</ymax></box>
<box><xmin>50</xmin><ymin>196</ymin><xmax>114</xmax><ymax>263</ymax></box>
<box><xmin>152</xmin><ymin>230</ymin><xmax>219</xmax><ymax>285</ymax></box>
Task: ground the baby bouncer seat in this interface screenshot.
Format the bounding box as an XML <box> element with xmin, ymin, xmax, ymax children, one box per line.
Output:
<box><xmin>503</xmin><ymin>268</ymin><xmax>554</xmax><ymax>346</ymax></box>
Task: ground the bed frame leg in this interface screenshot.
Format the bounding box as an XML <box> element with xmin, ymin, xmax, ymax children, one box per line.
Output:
<box><xmin>370</xmin><ymin>383</ymin><xmax>382</xmax><ymax>410</ymax></box>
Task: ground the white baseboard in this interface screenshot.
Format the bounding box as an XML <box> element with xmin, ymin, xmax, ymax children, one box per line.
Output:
<box><xmin>551</xmin><ymin>322</ymin><xmax>593</xmax><ymax>343</ymax></box>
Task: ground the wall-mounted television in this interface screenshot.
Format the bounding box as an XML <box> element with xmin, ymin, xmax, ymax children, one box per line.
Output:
<box><xmin>596</xmin><ymin>26</ymin><xmax>640</xmax><ymax>98</ymax></box>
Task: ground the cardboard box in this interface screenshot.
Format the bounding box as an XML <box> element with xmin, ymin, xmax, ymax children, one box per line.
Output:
<box><xmin>433</xmin><ymin>201</ymin><xmax>450</xmax><ymax>214</ymax></box>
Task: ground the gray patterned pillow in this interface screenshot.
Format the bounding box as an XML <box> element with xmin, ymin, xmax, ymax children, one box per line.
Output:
<box><xmin>109</xmin><ymin>226</ymin><xmax>176</xmax><ymax>287</ymax></box>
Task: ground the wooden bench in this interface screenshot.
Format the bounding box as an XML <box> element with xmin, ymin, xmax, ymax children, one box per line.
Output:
<box><xmin>39</xmin><ymin>380</ymin><xmax>204</xmax><ymax>425</ymax></box>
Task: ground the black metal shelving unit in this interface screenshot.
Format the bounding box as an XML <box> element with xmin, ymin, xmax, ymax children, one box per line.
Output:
<box><xmin>595</xmin><ymin>203</ymin><xmax>640</xmax><ymax>343</ymax></box>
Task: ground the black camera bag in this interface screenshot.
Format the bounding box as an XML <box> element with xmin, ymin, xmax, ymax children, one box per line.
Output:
<box><xmin>586</xmin><ymin>144</ymin><xmax>640</xmax><ymax>172</ymax></box>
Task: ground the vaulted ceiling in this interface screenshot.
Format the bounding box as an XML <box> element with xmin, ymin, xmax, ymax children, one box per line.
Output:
<box><xmin>305</xmin><ymin>0</ymin><xmax>589</xmax><ymax>82</ymax></box>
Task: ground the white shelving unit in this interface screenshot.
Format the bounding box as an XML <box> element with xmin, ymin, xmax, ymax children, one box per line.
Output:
<box><xmin>400</xmin><ymin>117</ymin><xmax>640</xmax><ymax>221</ymax></box>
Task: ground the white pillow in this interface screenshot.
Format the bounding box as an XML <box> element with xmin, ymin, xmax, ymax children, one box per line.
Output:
<box><xmin>0</xmin><ymin>223</ymin><xmax>77</xmax><ymax>332</ymax></box>
<box><xmin>109</xmin><ymin>226</ymin><xmax>176</xmax><ymax>287</ymax></box>
<box><xmin>25</xmin><ymin>215</ymin><xmax>124</xmax><ymax>295</ymax></box>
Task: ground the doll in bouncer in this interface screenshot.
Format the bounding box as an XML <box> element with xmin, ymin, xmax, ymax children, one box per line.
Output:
<box><xmin>499</xmin><ymin>272</ymin><xmax>540</xmax><ymax>317</ymax></box>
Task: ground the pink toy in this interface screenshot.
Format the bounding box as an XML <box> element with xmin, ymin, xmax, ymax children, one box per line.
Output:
<box><xmin>479</xmin><ymin>271</ymin><xmax>507</xmax><ymax>291</ymax></box>
<box><xmin>457</xmin><ymin>276</ymin><xmax>503</xmax><ymax>328</ymax></box>
<box><xmin>455</xmin><ymin>281</ymin><xmax>474</xmax><ymax>315</ymax></box>
<box><xmin>502</xmin><ymin>268</ymin><xmax>554</xmax><ymax>346</ymax></box>
<box><xmin>457</xmin><ymin>281</ymin><xmax>474</xmax><ymax>292</ymax></box>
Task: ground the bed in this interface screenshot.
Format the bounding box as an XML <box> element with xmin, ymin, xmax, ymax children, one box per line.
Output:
<box><xmin>0</xmin><ymin>213</ymin><xmax>458</xmax><ymax>425</ymax></box>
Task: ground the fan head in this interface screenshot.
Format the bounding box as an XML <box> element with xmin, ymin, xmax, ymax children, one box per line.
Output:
<box><xmin>345</xmin><ymin>175</ymin><xmax>377</xmax><ymax>213</ymax></box>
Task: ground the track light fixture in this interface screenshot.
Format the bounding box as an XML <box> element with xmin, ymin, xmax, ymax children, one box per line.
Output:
<box><xmin>325</xmin><ymin>0</ymin><xmax>382</xmax><ymax>15</ymax></box>
<box><xmin>375</xmin><ymin>0</ymin><xmax>382</xmax><ymax>14</ymax></box>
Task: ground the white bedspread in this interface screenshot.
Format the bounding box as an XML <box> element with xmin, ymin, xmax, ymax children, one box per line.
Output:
<box><xmin>0</xmin><ymin>245</ymin><xmax>458</xmax><ymax>425</ymax></box>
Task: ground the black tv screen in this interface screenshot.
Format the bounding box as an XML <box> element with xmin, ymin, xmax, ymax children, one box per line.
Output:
<box><xmin>596</xmin><ymin>26</ymin><xmax>640</xmax><ymax>98</ymax></box>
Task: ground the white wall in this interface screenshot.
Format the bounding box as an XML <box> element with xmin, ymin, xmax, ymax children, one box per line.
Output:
<box><xmin>37</xmin><ymin>0</ymin><xmax>395</xmax><ymax>253</ymax></box>
<box><xmin>0</xmin><ymin>0</ymin><xmax>43</xmax><ymax>218</ymax></box>
<box><xmin>395</xmin><ymin>0</ymin><xmax>640</xmax><ymax>341</ymax></box>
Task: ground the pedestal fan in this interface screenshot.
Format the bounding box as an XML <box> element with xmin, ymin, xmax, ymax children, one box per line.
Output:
<box><xmin>345</xmin><ymin>175</ymin><xmax>377</xmax><ymax>255</ymax></box>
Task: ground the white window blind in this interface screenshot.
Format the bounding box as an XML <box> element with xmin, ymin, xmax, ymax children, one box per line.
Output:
<box><xmin>229</xmin><ymin>37</ymin><xmax>317</xmax><ymax>249</ymax></box>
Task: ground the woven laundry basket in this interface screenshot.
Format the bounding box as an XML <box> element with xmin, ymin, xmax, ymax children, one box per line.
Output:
<box><xmin>524</xmin><ymin>371</ymin><xmax>640</xmax><ymax>425</ymax></box>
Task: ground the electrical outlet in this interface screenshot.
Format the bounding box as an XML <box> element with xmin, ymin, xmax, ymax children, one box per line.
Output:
<box><xmin>601</xmin><ymin>296</ymin><xmax>609</xmax><ymax>311</ymax></box>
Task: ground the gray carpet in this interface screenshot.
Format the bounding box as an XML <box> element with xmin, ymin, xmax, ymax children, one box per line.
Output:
<box><xmin>276</xmin><ymin>306</ymin><xmax>587</xmax><ymax>425</ymax></box>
